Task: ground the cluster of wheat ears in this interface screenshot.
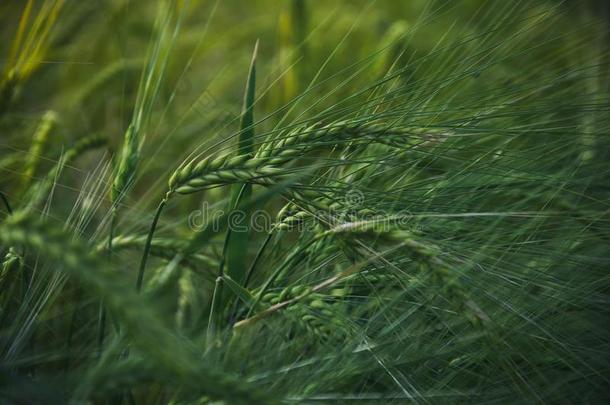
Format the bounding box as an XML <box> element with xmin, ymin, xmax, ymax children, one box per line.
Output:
<box><xmin>0</xmin><ymin>0</ymin><xmax>609</xmax><ymax>403</ymax></box>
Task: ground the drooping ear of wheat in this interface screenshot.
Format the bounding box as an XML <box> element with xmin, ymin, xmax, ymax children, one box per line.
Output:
<box><xmin>167</xmin><ymin>123</ymin><xmax>437</xmax><ymax>194</ymax></box>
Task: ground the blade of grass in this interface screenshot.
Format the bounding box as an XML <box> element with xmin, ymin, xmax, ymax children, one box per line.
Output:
<box><xmin>223</xmin><ymin>40</ymin><xmax>259</xmax><ymax>285</ymax></box>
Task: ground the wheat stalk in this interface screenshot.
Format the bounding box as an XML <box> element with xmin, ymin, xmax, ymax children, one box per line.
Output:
<box><xmin>168</xmin><ymin>123</ymin><xmax>443</xmax><ymax>194</ymax></box>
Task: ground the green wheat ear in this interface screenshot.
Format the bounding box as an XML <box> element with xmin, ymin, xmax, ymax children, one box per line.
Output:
<box><xmin>107</xmin><ymin>0</ymin><xmax>183</xmax><ymax>297</ymax></box>
<box><xmin>259</xmin><ymin>285</ymin><xmax>350</xmax><ymax>344</ymax></box>
<box><xmin>111</xmin><ymin>123</ymin><xmax>139</xmax><ymax>207</ymax></box>
<box><xmin>167</xmin><ymin>123</ymin><xmax>436</xmax><ymax>194</ymax></box>
<box><xmin>20</xmin><ymin>110</ymin><xmax>57</xmax><ymax>194</ymax></box>
<box><xmin>111</xmin><ymin>0</ymin><xmax>182</xmax><ymax>211</ymax></box>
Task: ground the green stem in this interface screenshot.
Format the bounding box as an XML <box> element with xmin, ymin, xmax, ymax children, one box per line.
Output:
<box><xmin>207</xmin><ymin>276</ymin><xmax>222</xmax><ymax>345</ymax></box>
<box><xmin>98</xmin><ymin>211</ymin><xmax>116</xmax><ymax>355</ymax></box>
<box><xmin>136</xmin><ymin>198</ymin><xmax>167</xmax><ymax>292</ymax></box>
<box><xmin>0</xmin><ymin>191</ymin><xmax>12</xmax><ymax>215</ymax></box>
<box><xmin>228</xmin><ymin>231</ymin><xmax>273</xmax><ymax>326</ymax></box>
<box><xmin>243</xmin><ymin>231</ymin><xmax>273</xmax><ymax>289</ymax></box>
<box><xmin>214</xmin><ymin>185</ymin><xmax>248</xmax><ymax>330</ymax></box>
<box><xmin>244</xmin><ymin>234</ymin><xmax>321</xmax><ymax>318</ymax></box>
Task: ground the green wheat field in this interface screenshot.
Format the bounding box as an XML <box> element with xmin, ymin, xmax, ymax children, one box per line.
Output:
<box><xmin>1</xmin><ymin>0</ymin><xmax>609</xmax><ymax>403</ymax></box>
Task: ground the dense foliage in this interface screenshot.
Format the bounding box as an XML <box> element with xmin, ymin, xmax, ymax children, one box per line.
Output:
<box><xmin>1</xmin><ymin>1</ymin><xmax>609</xmax><ymax>403</ymax></box>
